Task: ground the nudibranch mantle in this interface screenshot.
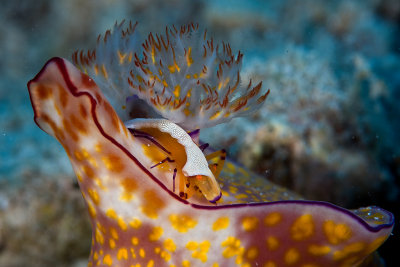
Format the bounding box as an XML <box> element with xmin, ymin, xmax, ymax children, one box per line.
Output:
<box><xmin>28</xmin><ymin>57</ymin><xmax>394</xmax><ymax>267</ymax></box>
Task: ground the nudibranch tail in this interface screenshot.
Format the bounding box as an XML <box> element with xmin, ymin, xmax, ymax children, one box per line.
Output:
<box><xmin>29</xmin><ymin>57</ymin><xmax>393</xmax><ymax>266</ymax></box>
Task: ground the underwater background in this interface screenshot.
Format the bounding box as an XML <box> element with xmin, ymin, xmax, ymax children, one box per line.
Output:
<box><xmin>0</xmin><ymin>0</ymin><xmax>399</xmax><ymax>266</ymax></box>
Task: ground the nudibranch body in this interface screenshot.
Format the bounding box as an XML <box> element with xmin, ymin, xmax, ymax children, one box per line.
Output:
<box><xmin>28</xmin><ymin>57</ymin><xmax>393</xmax><ymax>267</ymax></box>
<box><xmin>29</xmin><ymin>21</ymin><xmax>393</xmax><ymax>267</ymax></box>
<box><xmin>74</xmin><ymin>21</ymin><xmax>270</xmax><ymax>130</ymax></box>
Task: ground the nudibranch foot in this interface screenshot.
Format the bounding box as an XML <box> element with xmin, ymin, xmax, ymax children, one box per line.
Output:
<box><xmin>29</xmin><ymin>55</ymin><xmax>393</xmax><ymax>266</ymax></box>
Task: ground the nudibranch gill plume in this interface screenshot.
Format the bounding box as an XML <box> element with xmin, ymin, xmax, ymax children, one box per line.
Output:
<box><xmin>28</xmin><ymin>21</ymin><xmax>393</xmax><ymax>267</ymax></box>
<box><xmin>73</xmin><ymin>21</ymin><xmax>269</xmax><ymax>130</ymax></box>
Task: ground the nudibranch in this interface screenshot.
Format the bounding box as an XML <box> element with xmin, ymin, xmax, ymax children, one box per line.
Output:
<box><xmin>28</xmin><ymin>22</ymin><xmax>393</xmax><ymax>267</ymax></box>
<box><xmin>73</xmin><ymin>21</ymin><xmax>270</xmax><ymax>130</ymax></box>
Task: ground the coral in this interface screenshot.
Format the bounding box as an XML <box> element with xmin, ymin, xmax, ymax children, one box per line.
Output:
<box><xmin>0</xmin><ymin>176</ymin><xmax>91</xmax><ymax>267</ymax></box>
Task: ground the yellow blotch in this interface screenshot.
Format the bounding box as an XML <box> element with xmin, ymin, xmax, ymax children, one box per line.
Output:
<box><xmin>87</xmin><ymin>201</ymin><xmax>97</xmax><ymax>218</ymax></box>
<box><xmin>264</xmin><ymin>261</ymin><xmax>277</xmax><ymax>267</ymax></box>
<box><xmin>264</xmin><ymin>212</ymin><xmax>282</xmax><ymax>226</ymax></box>
<box><xmin>160</xmin><ymin>250</ymin><xmax>171</xmax><ymax>262</ymax></box>
<box><xmin>87</xmin><ymin>189</ymin><xmax>100</xmax><ymax>205</ymax></box>
<box><xmin>221</xmin><ymin>236</ymin><xmax>244</xmax><ymax>259</ymax></box>
<box><xmin>106</xmin><ymin>209</ymin><xmax>117</xmax><ymax>220</ymax></box>
<box><xmin>147</xmin><ymin>260</ymin><xmax>154</xmax><ymax>267</ymax></box>
<box><xmin>266</xmin><ymin>236</ymin><xmax>279</xmax><ymax>251</ymax></box>
<box><xmin>333</xmin><ymin>242</ymin><xmax>365</xmax><ymax>261</ymax></box>
<box><xmin>149</xmin><ymin>226</ymin><xmax>164</xmax><ymax>241</ymax></box>
<box><xmin>246</xmin><ymin>246</ymin><xmax>259</xmax><ymax>260</ymax></box>
<box><xmin>308</xmin><ymin>244</ymin><xmax>331</xmax><ymax>256</ymax></box>
<box><xmin>76</xmin><ymin>171</ymin><xmax>83</xmax><ymax>182</ymax></box>
<box><xmin>95</xmin><ymin>228</ymin><xmax>104</xmax><ymax>245</ymax></box>
<box><xmin>212</xmin><ymin>263</ymin><xmax>219</xmax><ymax>267</ymax></box>
<box><xmin>130</xmin><ymin>248</ymin><xmax>137</xmax><ymax>259</ymax></box>
<box><xmin>284</xmin><ymin>248</ymin><xmax>300</xmax><ymax>265</ymax></box>
<box><xmin>103</xmin><ymin>254</ymin><xmax>112</xmax><ymax>266</ymax></box>
<box><xmin>141</xmin><ymin>190</ymin><xmax>165</xmax><ymax>219</ymax></box>
<box><xmin>110</xmin><ymin>227</ymin><xmax>119</xmax><ymax>240</ymax></box>
<box><xmin>212</xmin><ymin>217</ymin><xmax>230</xmax><ymax>231</ymax></box>
<box><xmin>169</xmin><ymin>214</ymin><xmax>198</xmax><ymax>233</ymax></box>
<box><xmin>186</xmin><ymin>240</ymin><xmax>211</xmax><ymax>262</ymax></box>
<box><xmin>118</xmin><ymin>217</ymin><xmax>128</xmax><ymax>231</ymax></box>
<box><xmin>164</xmin><ymin>238</ymin><xmax>177</xmax><ymax>252</ymax></box>
<box><xmin>109</xmin><ymin>239</ymin><xmax>116</xmax><ymax>249</ymax></box>
<box><xmin>182</xmin><ymin>260</ymin><xmax>191</xmax><ymax>267</ymax></box>
<box><xmin>130</xmin><ymin>218</ymin><xmax>142</xmax><ymax>229</ymax></box>
<box><xmin>323</xmin><ymin>221</ymin><xmax>352</xmax><ymax>245</ymax></box>
<box><xmin>131</xmin><ymin>236</ymin><xmax>139</xmax><ymax>246</ymax></box>
<box><xmin>139</xmin><ymin>248</ymin><xmax>146</xmax><ymax>258</ymax></box>
<box><xmin>291</xmin><ymin>214</ymin><xmax>314</xmax><ymax>241</ymax></box>
<box><xmin>242</xmin><ymin>216</ymin><xmax>259</xmax><ymax>232</ymax></box>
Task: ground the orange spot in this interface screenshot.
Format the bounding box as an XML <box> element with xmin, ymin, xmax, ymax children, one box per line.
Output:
<box><xmin>35</xmin><ymin>84</ymin><xmax>52</xmax><ymax>100</ymax></box>
<box><xmin>63</xmin><ymin>118</ymin><xmax>79</xmax><ymax>142</ymax></box>
<box><xmin>79</xmin><ymin>103</ymin><xmax>88</xmax><ymax>119</ymax></box>
<box><xmin>82</xmin><ymin>164</ymin><xmax>95</xmax><ymax>179</ymax></box>
<box><xmin>264</xmin><ymin>212</ymin><xmax>282</xmax><ymax>226</ymax></box>
<box><xmin>141</xmin><ymin>190</ymin><xmax>165</xmax><ymax>219</ymax></box>
<box><xmin>121</xmin><ymin>177</ymin><xmax>137</xmax><ymax>192</ymax></box>
<box><xmin>284</xmin><ymin>248</ymin><xmax>300</xmax><ymax>265</ymax></box>
<box><xmin>70</xmin><ymin>114</ymin><xmax>87</xmax><ymax>134</ymax></box>
<box><xmin>242</xmin><ymin>216</ymin><xmax>259</xmax><ymax>231</ymax></box>
<box><xmin>104</xmin><ymin>102</ymin><xmax>120</xmax><ymax>130</ymax></box>
<box><xmin>102</xmin><ymin>154</ymin><xmax>124</xmax><ymax>173</ymax></box>
<box><xmin>58</xmin><ymin>84</ymin><xmax>69</xmax><ymax>108</ymax></box>
<box><xmin>266</xmin><ymin>236</ymin><xmax>279</xmax><ymax>251</ymax></box>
